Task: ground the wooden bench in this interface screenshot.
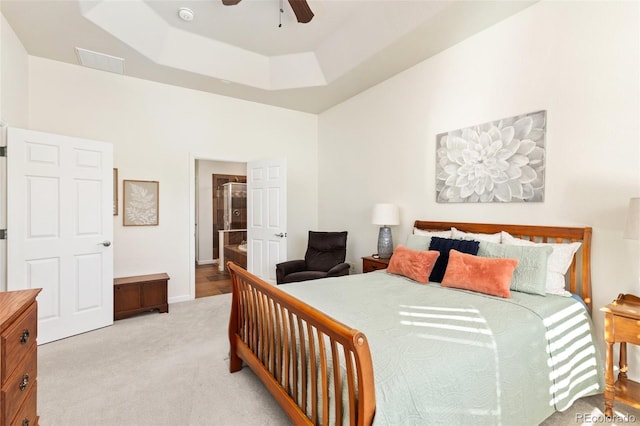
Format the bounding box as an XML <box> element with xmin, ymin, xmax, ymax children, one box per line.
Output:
<box><xmin>113</xmin><ymin>273</ymin><xmax>169</xmax><ymax>320</ymax></box>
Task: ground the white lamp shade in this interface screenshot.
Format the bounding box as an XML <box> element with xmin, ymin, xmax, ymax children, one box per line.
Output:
<box><xmin>372</xmin><ymin>203</ymin><xmax>399</xmax><ymax>226</ymax></box>
<box><xmin>624</xmin><ymin>197</ymin><xmax>640</xmax><ymax>240</ymax></box>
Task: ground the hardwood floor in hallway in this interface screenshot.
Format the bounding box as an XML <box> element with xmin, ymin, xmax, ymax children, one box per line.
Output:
<box><xmin>195</xmin><ymin>263</ymin><xmax>232</xmax><ymax>298</ymax></box>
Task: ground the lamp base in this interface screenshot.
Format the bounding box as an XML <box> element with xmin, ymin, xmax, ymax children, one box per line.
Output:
<box><xmin>377</xmin><ymin>226</ymin><xmax>394</xmax><ymax>259</ymax></box>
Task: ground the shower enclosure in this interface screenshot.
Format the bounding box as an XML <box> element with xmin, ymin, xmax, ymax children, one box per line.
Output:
<box><xmin>222</xmin><ymin>182</ymin><xmax>247</xmax><ymax>231</ymax></box>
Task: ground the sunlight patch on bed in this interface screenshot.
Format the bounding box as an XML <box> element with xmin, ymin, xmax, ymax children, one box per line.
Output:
<box><xmin>549</xmin><ymin>347</ymin><xmax>597</xmax><ymax>380</ymax></box>
<box><xmin>547</xmin><ymin>325</ymin><xmax>591</xmax><ymax>353</ymax></box>
<box><xmin>547</xmin><ymin>336</ymin><xmax>594</xmax><ymax>366</ymax></box>
<box><xmin>549</xmin><ymin>379</ymin><xmax>600</xmax><ymax>407</ymax></box>
<box><xmin>414</xmin><ymin>332</ymin><xmax>496</xmax><ymax>348</ymax></box>
<box><xmin>400</xmin><ymin>304</ymin><xmax>481</xmax><ymax>314</ymax></box>
<box><xmin>545</xmin><ymin>312</ymin><xmax>585</xmax><ymax>339</ymax></box>
<box><xmin>550</xmin><ymin>359</ymin><xmax>598</xmax><ymax>393</ymax></box>
<box><xmin>543</xmin><ymin>303</ymin><xmax>584</xmax><ymax>327</ymax></box>
<box><xmin>542</xmin><ymin>302</ymin><xmax>602</xmax><ymax>410</ymax></box>
<box><xmin>399</xmin><ymin>319</ymin><xmax>493</xmax><ymax>335</ymax></box>
<box><xmin>398</xmin><ymin>311</ymin><xmax>488</xmax><ymax>324</ymax></box>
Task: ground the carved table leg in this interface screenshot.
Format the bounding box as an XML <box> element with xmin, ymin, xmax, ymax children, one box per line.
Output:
<box><xmin>619</xmin><ymin>342</ymin><xmax>628</xmax><ymax>381</ymax></box>
<box><xmin>604</xmin><ymin>340</ymin><xmax>614</xmax><ymax>417</ymax></box>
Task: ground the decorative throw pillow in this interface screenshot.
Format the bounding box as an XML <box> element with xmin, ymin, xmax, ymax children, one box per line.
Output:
<box><xmin>500</xmin><ymin>232</ymin><xmax>581</xmax><ymax>297</ymax></box>
<box><xmin>451</xmin><ymin>227</ymin><xmax>502</xmax><ymax>243</ymax></box>
<box><xmin>386</xmin><ymin>245</ymin><xmax>440</xmax><ymax>284</ymax></box>
<box><xmin>441</xmin><ymin>250</ymin><xmax>518</xmax><ymax>298</ymax></box>
<box><xmin>405</xmin><ymin>234</ymin><xmax>431</xmax><ymax>251</ymax></box>
<box><xmin>428</xmin><ymin>237</ymin><xmax>480</xmax><ymax>283</ymax></box>
<box><xmin>413</xmin><ymin>228</ymin><xmax>452</xmax><ymax>238</ymax></box>
<box><xmin>478</xmin><ymin>241</ymin><xmax>553</xmax><ymax>296</ymax></box>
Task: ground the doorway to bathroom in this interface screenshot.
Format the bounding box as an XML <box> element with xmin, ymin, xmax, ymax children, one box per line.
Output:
<box><xmin>191</xmin><ymin>156</ymin><xmax>288</xmax><ymax>299</ymax></box>
<box><xmin>195</xmin><ymin>160</ymin><xmax>246</xmax><ymax>298</ymax></box>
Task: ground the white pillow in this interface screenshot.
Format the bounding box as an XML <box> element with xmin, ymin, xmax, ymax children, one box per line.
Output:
<box><xmin>500</xmin><ymin>231</ymin><xmax>581</xmax><ymax>297</ymax></box>
<box><xmin>413</xmin><ymin>227</ymin><xmax>452</xmax><ymax>238</ymax></box>
<box><xmin>451</xmin><ymin>227</ymin><xmax>501</xmax><ymax>243</ymax></box>
<box><xmin>405</xmin><ymin>234</ymin><xmax>432</xmax><ymax>251</ymax></box>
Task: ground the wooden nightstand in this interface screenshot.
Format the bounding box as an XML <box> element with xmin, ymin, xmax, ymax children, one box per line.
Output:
<box><xmin>362</xmin><ymin>256</ymin><xmax>390</xmax><ymax>273</ymax></box>
<box><xmin>601</xmin><ymin>293</ymin><xmax>640</xmax><ymax>416</ymax></box>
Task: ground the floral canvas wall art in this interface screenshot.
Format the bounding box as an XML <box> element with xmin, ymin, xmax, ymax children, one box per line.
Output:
<box><xmin>123</xmin><ymin>180</ymin><xmax>159</xmax><ymax>226</ymax></box>
<box><xmin>435</xmin><ymin>110</ymin><xmax>546</xmax><ymax>203</ymax></box>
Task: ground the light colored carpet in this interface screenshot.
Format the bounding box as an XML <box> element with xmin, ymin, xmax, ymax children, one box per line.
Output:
<box><xmin>38</xmin><ymin>294</ymin><xmax>290</xmax><ymax>425</ymax></box>
<box><xmin>38</xmin><ymin>293</ymin><xmax>640</xmax><ymax>425</ymax></box>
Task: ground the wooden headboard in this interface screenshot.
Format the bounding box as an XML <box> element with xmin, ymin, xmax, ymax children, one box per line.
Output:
<box><xmin>414</xmin><ymin>221</ymin><xmax>593</xmax><ymax>313</ymax></box>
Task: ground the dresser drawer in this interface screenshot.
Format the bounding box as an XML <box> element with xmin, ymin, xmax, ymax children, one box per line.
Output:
<box><xmin>610</xmin><ymin>314</ymin><xmax>640</xmax><ymax>344</ymax></box>
<box><xmin>2</xmin><ymin>346</ymin><xmax>37</xmax><ymax>426</ymax></box>
<box><xmin>10</xmin><ymin>380</ymin><xmax>37</xmax><ymax>426</ymax></box>
<box><xmin>1</xmin><ymin>303</ymin><xmax>37</xmax><ymax>384</ymax></box>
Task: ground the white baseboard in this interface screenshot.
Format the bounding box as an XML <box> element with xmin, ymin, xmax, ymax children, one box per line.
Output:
<box><xmin>196</xmin><ymin>258</ymin><xmax>216</xmax><ymax>265</ymax></box>
<box><xmin>169</xmin><ymin>294</ymin><xmax>193</xmax><ymax>304</ymax></box>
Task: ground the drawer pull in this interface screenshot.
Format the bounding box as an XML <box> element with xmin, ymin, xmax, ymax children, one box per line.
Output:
<box><xmin>20</xmin><ymin>329</ymin><xmax>30</xmax><ymax>344</ymax></box>
<box><xmin>22</xmin><ymin>418</ymin><xmax>30</xmax><ymax>426</ymax></box>
<box><xmin>19</xmin><ymin>374</ymin><xmax>29</xmax><ymax>391</ymax></box>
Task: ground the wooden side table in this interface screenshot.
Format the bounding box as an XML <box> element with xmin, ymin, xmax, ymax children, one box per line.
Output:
<box><xmin>601</xmin><ymin>293</ymin><xmax>640</xmax><ymax>416</ymax></box>
<box><xmin>362</xmin><ymin>256</ymin><xmax>390</xmax><ymax>273</ymax></box>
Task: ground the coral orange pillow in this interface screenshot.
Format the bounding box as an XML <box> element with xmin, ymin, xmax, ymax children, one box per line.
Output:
<box><xmin>386</xmin><ymin>245</ymin><xmax>440</xmax><ymax>284</ymax></box>
<box><xmin>441</xmin><ymin>250</ymin><xmax>518</xmax><ymax>298</ymax></box>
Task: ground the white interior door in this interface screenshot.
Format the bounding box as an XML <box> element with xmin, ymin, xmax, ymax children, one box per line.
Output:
<box><xmin>7</xmin><ymin>128</ymin><xmax>113</xmax><ymax>344</ymax></box>
<box><xmin>247</xmin><ymin>159</ymin><xmax>286</xmax><ymax>282</ymax></box>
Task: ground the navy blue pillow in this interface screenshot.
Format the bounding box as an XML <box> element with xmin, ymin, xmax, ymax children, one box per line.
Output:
<box><xmin>428</xmin><ymin>237</ymin><xmax>480</xmax><ymax>283</ymax></box>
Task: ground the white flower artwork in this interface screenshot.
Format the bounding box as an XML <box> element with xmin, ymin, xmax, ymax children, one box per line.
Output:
<box><xmin>436</xmin><ymin>110</ymin><xmax>546</xmax><ymax>203</ymax></box>
<box><xmin>123</xmin><ymin>180</ymin><xmax>159</xmax><ymax>226</ymax></box>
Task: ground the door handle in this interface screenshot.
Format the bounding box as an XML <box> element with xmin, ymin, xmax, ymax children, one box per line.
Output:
<box><xmin>274</xmin><ymin>233</ymin><xmax>287</xmax><ymax>238</ymax></box>
<box><xmin>99</xmin><ymin>240</ymin><xmax>112</xmax><ymax>247</ymax></box>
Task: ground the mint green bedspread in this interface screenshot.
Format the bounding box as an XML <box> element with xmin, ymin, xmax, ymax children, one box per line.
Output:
<box><xmin>280</xmin><ymin>270</ymin><xmax>604</xmax><ymax>425</ymax></box>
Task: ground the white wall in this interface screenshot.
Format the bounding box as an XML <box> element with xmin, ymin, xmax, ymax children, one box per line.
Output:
<box><xmin>0</xmin><ymin>14</ymin><xmax>29</xmax><ymax>128</ymax></box>
<box><xmin>318</xmin><ymin>0</ymin><xmax>639</xmax><ymax>347</ymax></box>
<box><xmin>196</xmin><ymin>159</ymin><xmax>246</xmax><ymax>265</ymax></box>
<box><xmin>27</xmin><ymin>57</ymin><xmax>318</xmax><ymax>301</ymax></box>
<box><xmin>0</xmin><ymin>14</ymin><xmax>30</xmax><ymax>292</ymax></box>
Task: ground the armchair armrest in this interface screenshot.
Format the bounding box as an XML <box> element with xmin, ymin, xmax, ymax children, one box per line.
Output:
<box><xmin>276</xmin><ymin>259</ymin><xmax>307</xmax><ymax>284</ymax></box>
<box><xmin>326</xmin><ymin>262</ymin><xmax>350</xmax><ymax>277</ymax></box>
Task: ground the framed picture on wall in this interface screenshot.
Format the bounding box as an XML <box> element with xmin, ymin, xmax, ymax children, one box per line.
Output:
<box><xmin>113</xmin><ymin>168</ymin><xmax>118</xmax><ymax>215</ymax></box>
<box><xmin>435</xmin><ymin>110</ymin><xmax>546</xmax><ymax>203</ymax></box>
<box><xmin>123</xmin><ymin>179</ymin><xmax>159</xmax><ymax>226</ymax></box>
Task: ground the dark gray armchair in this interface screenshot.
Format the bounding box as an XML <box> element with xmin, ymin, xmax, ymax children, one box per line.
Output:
<box><xmin>276</xmin><ymin>231</ymin><xmax>349</xmax><ymax>284</ymax></box>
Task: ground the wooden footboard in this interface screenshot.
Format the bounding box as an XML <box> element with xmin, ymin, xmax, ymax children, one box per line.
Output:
<box><xmin>227</xmin><ymin>262</ymin><xmax>376</xmax><ymax>426</ymax></box>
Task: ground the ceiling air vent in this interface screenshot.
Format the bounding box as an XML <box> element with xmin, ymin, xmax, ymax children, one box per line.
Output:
<box><xmin>75</xmin><ymin>47</ymin><xmax>124</xmax><ymax>74</ymax></box>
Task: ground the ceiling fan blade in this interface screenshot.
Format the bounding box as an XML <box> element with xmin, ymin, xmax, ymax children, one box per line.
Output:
<box><xmin>222</xmin><ymin>0</ymin><xmax>242</xmax><ymax>5</ymax></box>
<box><xmin>287</xmin><ymin>0</ymin><xmax>314</xmax><ymax>23</ymax></box>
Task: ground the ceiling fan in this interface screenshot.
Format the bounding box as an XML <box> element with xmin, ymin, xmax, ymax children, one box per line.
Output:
<box><xmin>222</xmin><ymin>0</ymin><xmax>314</xmax><ymax>24</ymax></box>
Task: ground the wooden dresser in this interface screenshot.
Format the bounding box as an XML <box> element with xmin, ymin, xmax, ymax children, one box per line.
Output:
<box><xmin>0</xmin><ymin>289</ymin><xmax>41</xmax><ymax>426</ymax></box>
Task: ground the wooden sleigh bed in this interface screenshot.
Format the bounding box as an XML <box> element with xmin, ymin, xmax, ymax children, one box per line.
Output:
<box><xmin>227</xmin><ymin>221</ymin><xmax>599</xmax><ymax>425</ymax></box>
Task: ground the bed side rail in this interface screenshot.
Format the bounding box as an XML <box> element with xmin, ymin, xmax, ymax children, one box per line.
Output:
<box><xmin>227</xmin><ymin>262</ymin><xmax>375</xmax><ymax>426</ymax></box>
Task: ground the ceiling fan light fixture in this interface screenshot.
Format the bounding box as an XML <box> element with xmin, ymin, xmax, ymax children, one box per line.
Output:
<box><xmin>178</xmin><ymin>7</ymin><xmax>194</xmax><ymax>22</ymax></box>
<box><xmin>221</xmin><ymin>0</ymin><xmax>313</xmax><ymax>24</ymax></box>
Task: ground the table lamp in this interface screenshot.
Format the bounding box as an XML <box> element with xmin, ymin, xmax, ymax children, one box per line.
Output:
<box><xmin>372</xmin><ymin>203</ymin><xmax>399</xmax><ymax>259</ymax></box>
